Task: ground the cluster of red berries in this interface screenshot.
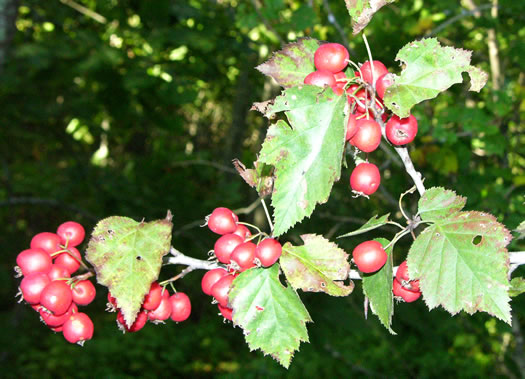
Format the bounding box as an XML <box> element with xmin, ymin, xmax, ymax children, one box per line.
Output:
<box><xmin>392</xmin><ymin>260</ymin><xmax>421</xmax><ymax>302</ymax></box>
<box><xmin>15</xmin><ymin>221</ymin><xmax>95</xmax><ymax>345</ymax></box>
<box><xmin>304</xmin><ymin>43</ymin><xmax>419</xmax><ymax>197</ymax></box>
<box><xmin>203</xmin><ymin>207</ymin><xmax>283</xmax><ymax>320</ymax></box>
<box><xmin>107</xmin><ymin>281</ymin><xmax>191</xmax><ymax>333</ymax></box>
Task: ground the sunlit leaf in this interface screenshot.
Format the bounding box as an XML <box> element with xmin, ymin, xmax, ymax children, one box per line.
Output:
<box><xmin>509</xmin><ymin>277</ymin><xmax>525</xmax><ymax>297</ymax></box>
<box><xmin>345</xmin><ymin>0</ymin><xmax>395</xmax><ymax>34</ymax></box>
<box><xmin>338</xmin><ymin>214</ymin><xmax>390</xmax><ymax>238</ymax></box>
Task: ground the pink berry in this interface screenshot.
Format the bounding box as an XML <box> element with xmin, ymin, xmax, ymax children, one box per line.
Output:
<box><xmin>314</xmin><ymin>43</ymin><xmax>349</xmax><ymax>73</ymax></box>
<box><xmin>62</xmin><ymin>312</ymin><xmax>94</xmax><ymax>344</ymax></box>
<box><xmin>214</xmin><ymin>233</ymin><xmax>243</xmax><ymax>264</ymax></box>
<box><xmin>16</xmin><ymin>248</ymin><xmax>52</xmax><ymax>276</ymax></box>
<box><xmin>40</xmin><ymin>280</ymin><xmax>73</xmax><ymax>315</ymax></box>
<box><xmin>169</xmin><ymin>292</ymin><xmax>192</xmax><ymax>322</ymax></box>
<box><xmin>30</xmin><ymin>232</ymin><xmax>61</xmax><ymax>256</ymax></box>
<box><xmin>142</xmin><ymin>282</ymin><xmax>163</xmax><ymax>311</ymax></box>
<box><xmin>201</xmin><ymin>268</ymin><xmax>228</xmax><ymax>296</ymax></box>
<box><xmin>207</xmin><ymin>207</ymin><xmax>237</xmax><ymax>235</ymax></box>
<box><xmin>57</xmin><ymin>221</ymin><xmax>85</xmax><ymax>247</ymax></box>
<box><xmin>255</xmin><ymin>238</ymin><xmax>282</xmax><ymax>267</ymax></box>
<box><xmin>20</xmin><ymin>272</ymin><xmax>51</xmax><ymax>304</ymax></box>
<box><xmin>71</xmin><ymin>280</ymin><xmax>96</xmax><ymax>306</ymax></box>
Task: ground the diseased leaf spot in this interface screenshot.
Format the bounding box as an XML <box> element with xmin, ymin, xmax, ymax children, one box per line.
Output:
<box><xmin>136</xmin><ymin>256</ymin><xmax>142</xmax><ymax>261</ymax></box>
<box><xmin>472</xmin><ymin>235</ymin><xmax>482</xmax><ymax>246</ymax></box>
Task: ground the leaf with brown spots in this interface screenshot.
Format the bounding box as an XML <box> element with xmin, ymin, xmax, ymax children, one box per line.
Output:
<box><xmin>257</xmin><ymin>85</ymin><xmax>346</xmax><ymax>236</ymax></box>
<box><xmin>345</xmin><ymin>0</ymin><xmax>395</xmax><ymax>34</ymax></box>
<box><xmin>256</xmin><ymin>38</ymin><xmax>320</xmax><ymax>88</ymax></box>
<box><xmin>280</xmin><ymin>234</ymin><xmax>353</xmax><ymax>296</ymax></box>
<box><xmin>418</xmin><ymin>187</ymin><xmax>466</xmax><ymax>221</ymax></box>
<box><xmin>383</xmin><ymin>38</ymin><xmax>488</xmax><ymax>118</ymax></box>
<box><xmin>232</xmin><ymin>159</ymin><xmax>274</xmax><ymax>197</ymax></box>
<box><xmin>408</xmin><ymin>206</ymin><xmax>512</xmax><ymax>324</ymax></box>
<box><xmin>229</xmin><ymin>265</ymin><xmax>311</xmax><ymax>368</ymax></box>
<box><xmin>85</xmin><ymin>213</ymin><xmax>172</xmax><ymax>327</ymax></box>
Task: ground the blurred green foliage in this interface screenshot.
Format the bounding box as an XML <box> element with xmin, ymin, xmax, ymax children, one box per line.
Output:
<box><xmin>1</xmin><ymin>0</ymin><xmax>524</xmax><ymax>377</ymax></box>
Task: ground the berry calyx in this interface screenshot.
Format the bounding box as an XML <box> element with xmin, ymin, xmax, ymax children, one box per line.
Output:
<box><xmin>350</xmin><ymin>162</ymin><xmax>381</xmax><ymax>195</ymax></box>
<box><xmin>385</xmin><ymin>115</ymin><xmax>418</xmax><ymax>146</ymax></box>
<box><xmin>255</xmin><ymin>238</ymin><xmax>282</xmax><ymax>267</ymax></box>
<box><xmin>16</xmin><ymin>248</ymin><xmax>52</xmax><ymax>276</ymax></box>
<box><xmin>214</xmin><ymin>233</ymin><xmax>243</xmax><ymax>264</ymax></box>
<box><xmin>169</xmin><ymin>292</ymin><xmax>192</xmax><ymax>322</ymax></box>
<box><xmin>62</xmin><ymin>312</ymin><xmax>94</xmax><ymax>344</ymax></box>
<box><xmin>207</xmin><ymin>207</ymin><xmax>237</xmax><ymax>235</ymax></box>
<box><xmin>40</xmin><ymin>280</ymin><xmax>73</xmax><ymax>315</ymax></box>
<box><xmin>392</xmin><ymin>279</ymin><xmax>421</xmax><ymax>302</ymax></box>
<box><xmin>230</xmin><ymin>242</ymin><xmax>257</xmax><ymax>272</ymax></box>
<box><xmin>314</xmin><ymin>43</ymin><xmax>349</xmax><ymax>73</ymax></box>
<box><xmin>30</xmin><ymin>232</ymin><xmax>61</xmax><ymax>256</ymax></box>
<box><xmin>304</xmin><ymin>70</ymin><xmax>336</xmax><ymax>87</ymax></box>
<box><xmin>352</xmin><ymin>240</ymin><xmax>387</xmax><ymax>273</ymax></box>
<box><xmin>350</xmin><ymin>119</ymin><xmax>382</xmax><ymax>153</ymax></box>
<box><xmin>359</xmin><ymin>60</ymin><xmax>388</xmax><ymax>85</ymax></box>
<box><xmin>201</xmin><ymin>268</ymin><xmax>229</xmax><ymax>296</ymax></box>
<box><xmin>71</xmin><ymin>280</ymin><xmax>96</xmax><ymax>306</ymax></box>
<box><xmin>57</xmin><ymin>221</ymin><xmax>85</xmax><ymax>247</ymax></box>
<box><xmin>211</xmin><ymin>274</ymin><xmax>235</xmax><ymax>308</ymax></box>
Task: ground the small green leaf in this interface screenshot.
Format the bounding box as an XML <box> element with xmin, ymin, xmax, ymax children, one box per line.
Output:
<box><xmin>345</xmin><ymin>0</ymin><xmax>395</xmax><ymax>34</ymax></box>
<box><xmin>383</xmin><ymin>38</ymin><xmax>488</xmax><ymax>118</ymax></box>
<box><xmin>280</xmin><ymin>234</ymin><xmax>353</xmax><ymax>296</ymax></box>
<box><xmin>232</xmin><ymin>159</ymin><xmax>274</xmax><ymax>197</ymax></box>
<box><xmin>229</xmin><ymin>265</ymin><xmax>311</xmax><ymax>368</ymax></box>
<box><xmin>362</xmin><ymin>238</ymin><xmax>395</xmax><ymax>334</ymax></box>
<box><xmin>515</xmin><ymin>220</ymin><xmax>525</xmax><ymax>240</ymax></box>
<box><xmin>509</xmin><ymin>277</ymin><xmax>525</xmax><ymax>297</ymax></box>
<box><xmin>85</xmin><ymin>214</ymin><xmax>172</xmax><ymax>327</ymax></box>
<box><xmin>258</xmin><ymin>86</ymin><xmax>346</xmax><ymax>236</ymax></box>
<box><xmin>338</xmin><ymin>214</ymin><xmax>391</xmax><ymax>238</ymax></box>
<box><xmin>408</xmin><ymin>211</ymin><xmax>512</xmax><ymax>324</ymax></box>
<box><xmin>256</xmin><ymin>38</ymin><xmax>319</xmax><ymax>88</ymax></box>
<box><xmin>418</xmin><ymin>187</ymin><xmax>466</xmax><ymax>221</ymax></box>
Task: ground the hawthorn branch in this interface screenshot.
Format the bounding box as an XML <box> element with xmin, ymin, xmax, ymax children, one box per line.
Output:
<box><xmin>165</xmin><ymin>246</ymin><xmax>222</xmax><ymax>271</ymax></box>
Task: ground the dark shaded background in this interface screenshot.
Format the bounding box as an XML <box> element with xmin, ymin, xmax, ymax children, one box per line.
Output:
<box><xmin>1</xmin><ymin>0</ymin><xmax>524</xmax><ymax>377</ymax></box>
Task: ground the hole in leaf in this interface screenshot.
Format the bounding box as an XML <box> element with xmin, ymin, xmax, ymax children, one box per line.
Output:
<box><xmin>136</xmin><ymin>256</ymin><xmax>142</xmax><ymax>261</ymax></box>
<box><xmin>472</xmin><ymin>235</ymin><xmax>482</xmax><ymax>246</ymax></box>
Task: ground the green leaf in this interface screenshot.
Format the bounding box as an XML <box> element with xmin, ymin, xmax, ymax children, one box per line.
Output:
<box><xmin>383</xmin><ymin>38</ymin><xmax>488</xmax><ymax>118</ymax></box>
<box><xmin>509</xmin><ymin>277</ymin><xmax>525</xmax><ymax>297</ymax></box>
<box><xmin>418</xmin><ymin>187</ymin><xmax>466</xmax><ymax>221</ymax></box>
<box><xmin>256</xmin><ymin>38</ymin><xmax>319</xmax><ymax>88</ymax></box>
<box><xmin>408</xmin><ymin>208</ymin><xmax>512</xmax><ymax>324</ymax></box>
<box><xmin>280</xmin><ymin>234</ymin><xmax>353</xmax><ymax>296</ymax></box>
<box><xmin>232</xmin><ymin>159</ymin><xmax>274</xmax><ymax>197</ymax></box>
<box><xmin>515</xmin><ymin>220</ymin><xmax>525</xmax><ymax>240</ymax></box>
<box><xmin>257</xmin><ymin>86</ymin><xmax>346</xmax><ymax>236</ymax></box>
<box><xmin>362</xmin><ymin>238</ymin><xmax>395</xmax><ymax>334</ymax></box>
<box><xmin>229</xmin><ymin>265</ymin><xmax>311</xmax><ymax>368</ymax></box>
<box><xmin>338</xmin><ymin>214</ymin><xmax>390</xmax><ymax>238</ymax></box>
<box><xmin>85</xmin><ymin>214</ymin><xmax>172</xmax><ymax>327</ymax></box>
<box><xmin>345</xmin><ymin>0</ymin><xmax>395</xmax><ymax>34</ymax></box>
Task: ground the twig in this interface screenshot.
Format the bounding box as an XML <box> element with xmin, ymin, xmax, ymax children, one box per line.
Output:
<box><xmin>165</xmin><ymin>246</ymin><xmax>222</xmax><ymax>271</ymax></box>
<box><xmin>261</xmin><ymin>198</ymin><xmax>274</xmax><ymax>234</ymax></box>
<box><xmin>393</xmin><ymin>147</ymin><xmax>426</xmax><ymax>196</ymax></box>
<box><xmin>59</xmin><ymin>0</ymin><xmax>107</xmax><ymax>24</ymax></box>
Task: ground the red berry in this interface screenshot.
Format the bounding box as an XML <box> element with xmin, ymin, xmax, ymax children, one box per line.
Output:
<box><xmin>142</xmin><ymin>282</ymin><xmax>163</xmax><ymax>311</ymax></box>
<box><xmin>62</xmin><ymin>312</ymin><xmax>94</xmax><ymax>344</ymax></box>
<box><xmin>30</xmin><ymin>232</ymin><xmax>61</xmax><ymax>256</ymax></box>
<box><xmin>314</xmin><ymin>43</ymin><xmax>349</xmax><ymax>73</ymax></box>
<box><xmin>352</xmin><ymin>240</ymin><xmax>387</xmax><ymax>273</ymax></box>
<box><xmin>169</xmin><ymin>292</ymin><xmax>191</xmax><ymax>322</ymax></box>
<box><xmin>210</xmin><ymin>274</ymin><xmax>235</xmax><ymax>308</ymax></box>
<box><xmin>20</xmin><ymin>272</ymin><xmax>51</xmax><ymax>304</ymax></box>
<box><xmin>350</xmin><ymin>162</ymin><xmax>381</xmax><ymax>195</ymax></box>
<box><xmin>16</xmin><ymin>248</ymin><xmax>52</xmax><ymax>276</ymax></box>
<box><xmin>333</xmin><ymin>71</ymin><xmax>347</xmax><ymax>88</ymax></box>
<box><xmin>255</xmin><ymin>238</ymin><xmax>282</xmax><ymax>267</ymax></box>
<box><xmin>207</xmin><ymin>207</ymin><xmax>237</xmax><ymax>235</ymax></box>
<box><xmin>47</xmin><ymin>264</ymin><xmax>71</xmax><ymax>281</ymax></box>
<box><xmin>71</xmin><ymin>280</ymin><xmax>96</xmax><ymax>306</ymax></box>
<box><xmin>148</xmin><ymin>291</ymin><xmax>172</xmax><ymax>322</ymax></box>
<box><xmin>40</xmin><ymin>280</ymin><xmax>73</xmax><ymax>315</ymax></box>
<box><xmin>54</xmin><ymin>247</ymin><xmax>82</xmax><ymax>274</ymax></box>
<box><xmin>385</xmin><ymin>115</ymin><xmax>418</xmax><ymax>146</ymax></box>
<box><xmin>201</xmin><ymin>268</ymin><xmax>228</xmax><ymax>296</ymax></box>
<box><xmin>360</xmin><ymin>60</ymin><xmax>388</xmax><ymax>85</ymax></box>
<box><xmin>232</xmin><ymin>224</ymin><xmax>251</xmax><ymax>240</ymax></box>
<box><xmin>392</xmin><ymin>279</ymin><xmax>421</xmax><ymax>302</ymax></box>
<box><xmin>348</xmin><ymin>89</ymin><xmax>369</xmax><ymax>113</ymax></box>
<box><xmin>304</xmin><ymin>70</ymin><xmax>336</xmax><ymax>87</ymax></box>
<box><xmin>346</xmin><ymin>114</ymin><xmax>359</xmax><ymax>141</ymax></box>
<box><xmin>40</xmin><ymin>303</ymin><xmax>77</xmax><ymax>327</ymax></box>
<box><xmin>57</xmin><ymin>221</ymin><xmax>85</xmax><ymax>247</ymax></box>
<box><xmin>218</xmin><ymin>304</ymin><xmax>233</xmax><ymax>321</ymax></box>
<box><xmin>375</xmin><ymin>73</ymin><xmax>394</xmax><ymax>99</ymax></box>
<box><xmin>350</xmin><ymin>119</ymin><xmax>382</xmax><ymax>153</ymax></box>
<box><xmin>395</xmin><ymin>261</ymin><xmax>420</xmax><ymax>292</ymax></box>
<box><xmin>214</xmin><ymin>233</ymin><xmax>243</xmax><ymax>264</ymax></box>
<box><xmin>117</xmin><ymin>310</ymin><xmax>148</xmax><ymax>332</ymax></box>
<box><xmin>107</xmin><ymin>292</ymin><xmax>117</xmax><ymax>307</ymax></box>
<box><xmin>230</xmin><ymin>242</ymin><xmax>257</xmax><ymax>272</ymax></box>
